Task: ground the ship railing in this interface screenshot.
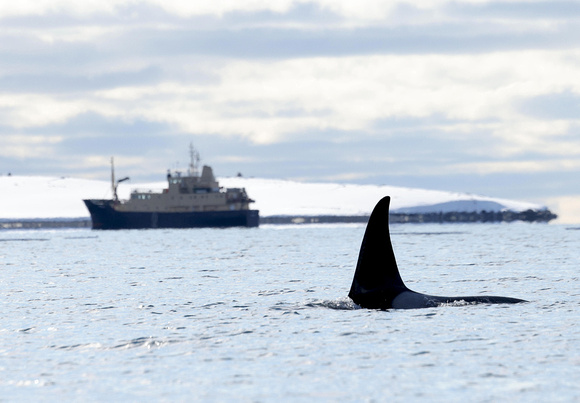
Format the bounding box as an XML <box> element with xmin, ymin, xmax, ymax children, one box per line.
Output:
<box><xmin>131</xmin><ymin>188</ymin><xmax>164</xmax><ymax>194</ymax></box>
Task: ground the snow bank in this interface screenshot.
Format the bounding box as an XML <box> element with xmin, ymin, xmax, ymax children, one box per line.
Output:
<box><xmin>220</xmin><ymin>177</ymin><xmax>544</xmax><ymax>216</ymax></box>
<box><xmin>0</xmin><ymin>175</ymin><xmax>546</xmax><ymax>219</ymax></box>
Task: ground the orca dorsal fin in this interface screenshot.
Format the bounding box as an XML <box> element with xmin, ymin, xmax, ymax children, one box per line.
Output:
<box><xmin>348</xmin><ymin>196</ymin><xmax>409</xmax><ymax>309</ymax></box>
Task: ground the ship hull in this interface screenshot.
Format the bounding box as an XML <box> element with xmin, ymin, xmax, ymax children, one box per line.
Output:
<box><xmin>83</xmin><ymin>200</ymin><xmax>259</xmax><ymax>229</ymax></box>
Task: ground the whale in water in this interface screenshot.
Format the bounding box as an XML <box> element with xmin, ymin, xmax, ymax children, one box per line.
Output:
<box><xmin>348</xmin><ymin>196</ymin><xmax>527</xmax><ymax>309</ymax></box>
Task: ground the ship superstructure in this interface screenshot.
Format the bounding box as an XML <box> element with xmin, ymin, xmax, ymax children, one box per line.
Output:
<box><xmin>83</xmin><ymin>146</ymin><xmax>259</xmax><ymax>229</ymax></box>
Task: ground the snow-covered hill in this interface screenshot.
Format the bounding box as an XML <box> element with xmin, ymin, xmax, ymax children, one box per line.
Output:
<box><xmin>0</xmin><ymin>175</ymin><xmax>547</xmax><ymax>220</ymax></box>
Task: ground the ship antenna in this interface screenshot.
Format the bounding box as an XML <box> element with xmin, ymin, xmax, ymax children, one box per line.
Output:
<box><xmin>111</xmin><ymin>156</ymin><xmax>117</xmax><ymax>201</ymax></box>
<box><xmin>189</xmin><ymin>143</ymin><xmax>200</xmax><ymax>176</ymax></box>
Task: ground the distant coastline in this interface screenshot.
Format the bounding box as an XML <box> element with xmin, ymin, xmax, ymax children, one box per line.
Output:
<box><xmin>1</xmin><ymin>208</ymin><xmax>557</xmax><ymax>230</ymax></box>
<box><xmin>0</xmin><ymin>218</ymin><xmax>92</xmax><ymax>230</ymax></box>
<box><xmin>262</xmin><ymin>208</ymin><xmax>557</xmax><ymax>224</ymax></box>
<box><xmin>0</xmin><ymin>176</ymin><xmax>558</xmax><ymax>227</ymax></box>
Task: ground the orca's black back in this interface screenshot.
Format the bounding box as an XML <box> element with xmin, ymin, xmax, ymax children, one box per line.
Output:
<box><xmin>348</xmin><ymin>196</ymin><xmax>408</xmax><ymax>309</ymax></box>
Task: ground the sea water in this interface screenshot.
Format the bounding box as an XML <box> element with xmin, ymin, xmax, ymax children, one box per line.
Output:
<box><xmin>0</xmin><ymin>223</ymin><xmax>578</xmax><ymax>402</ymax></box>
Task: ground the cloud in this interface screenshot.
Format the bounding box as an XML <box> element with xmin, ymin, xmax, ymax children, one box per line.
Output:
<box><xmin>3</xmin><ymin>50</ymin><xmax>580</xmax><ymax>152</ymax></box>
<box><xmin>1</xmin><ymin>0</ymin><xmax>580</xmax><ymax>220</ymax></box>
<box><xmin>448</xmin><ymin>159</ymin><xmax>580</xmax><ymax>175</ymax></box>
<box><xmin>0</xmin><ymin>67</ymin><xmax>163</xmax><ymax>94</ymax></box>
<box><xmin>47</xmin><ymin>21</ymin><xmax>580</xmax><ymax>60</ymax></box>
<box><xmin>4</xmin><ymin>1</ymin><xmax>580</xmax><ymax>23</ymax></box>
<box><xmin>519</xmin><ymin>91</ymin><xmax>580</xmax><ymax>120</ymax></box>
<box><xmin>3</xmin><ymin>1</ymin><xmax>580</xmax><ymax>60</ymax></box>
<box><xmin>448</xmin><ymin>1</ymin><xmax>580</xmax><ymax>20</ymax></box>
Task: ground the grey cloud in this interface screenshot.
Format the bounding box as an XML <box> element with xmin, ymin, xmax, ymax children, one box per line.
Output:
<box><xmin>372</xmin><ymin>114</ymin><xmax>472</xmax><ymax>131</ymax></box>
<box><xmin>519</xmin><ymin>91</ymin><xmax>580</xmax><ymax>120</ymax></box>
<box><xmin>189</xmin><ymin>127</ymin><xmax>489</xmax><ymax>179</ymax></box>
<box><xmin>0</xmin><ymin>3</ymin><xmax>177</xmax><ymax>29</ymax></box>
<box><xmin>1</xmin><ymin>112</ymin><xmax>186</xmax><ymax>177</ymax></box>
<box><xmin>1</xmin><ymin>1</ymin><xmax>579</xmax><ymax>205</ymax></box>
<box><xmin>113</xmin><ymin>24</ymin><xmax>579</xmax><ymax>59</ymax></box>
<box><xmin>0</xmin><ymin>2</ymin><xmax>338</xmax><ymax>31</ymax></box>
<box><xmin>447</xmin><ymin>1</ymin><xmax>580</xmax><ymax>19</ymax></box>
<box><xmin>23</xmin><ymin>112</ymin><xmax>172</xmax><ymax>138</ymax></box>
<box><xmin>0</xmin><ymin>66</ymin><xmax>162</xmax><ymax>94</ymax></box>
<box><xmin>2</xmin><ymin>3</ymin><xmax>578</xmax><ymax>71</ymax></box>
<box><xmin>2</xmin><ymin>119</ymin><xmax>577</xmax><ymax>203</ymax></box>
<box><xmin>59</xmin><ymin>134</ymin><xmax>168</xmax><ymax>157</ymax></box>
<box><xmin>209</xmin><ymin>2</ymin><xmax>343</xmax><ymax>27</ymax></box>
<box><xmin>0</xmin><ymin>111</ymin><xmax>539</xmax><ymax>182</ymax></box>
<box><xmin>179</xmin><ymin>131</ymin><xmax>580</xmax><ymax>203</ymax></box>
<box><xmin>4</xmin><ymin>1</ymin><xmax>578</xmax><ymax>30</ymax></box>
<box><xmin>0</xmin><ymin>35</ymin><xmax>101</xmax><ymax>69</ymax></box>
<box><xmin>364</xmin><ymin>170</ymin><xmax>580</xmax><ymax>200</ymax></box>
<box><xmin>2</xmin><ymin>112</ymin><xmax>179</xmax><ymax>161</ymax></box>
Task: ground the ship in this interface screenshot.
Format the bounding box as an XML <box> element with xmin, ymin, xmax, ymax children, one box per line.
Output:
<box><xmin>83</xmin><ymin>146</ymin><xmax>259</xmax><ymax>229</ymax></box>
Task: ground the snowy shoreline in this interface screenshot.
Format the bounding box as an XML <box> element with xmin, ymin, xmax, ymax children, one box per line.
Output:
<box><xmin>0</xmin><ymin>175</ymin><xmax>554</xmax><ymax>223</ymax></box>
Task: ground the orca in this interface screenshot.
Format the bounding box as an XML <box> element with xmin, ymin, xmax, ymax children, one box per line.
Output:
<box><xmin>348</xmin><ymin>196</ymin><xmax>527</xmax><ymax>309</ymax></box>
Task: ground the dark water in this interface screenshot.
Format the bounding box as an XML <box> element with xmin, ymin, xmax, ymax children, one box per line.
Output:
<box><xmin>1</xmin><ymin>223</ymin><xmax>578</xmax><ymax>401</ymax></box>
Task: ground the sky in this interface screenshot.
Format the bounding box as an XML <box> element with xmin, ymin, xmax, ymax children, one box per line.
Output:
<box><xmin>1</xmin><ymin>0</ymin><xmax>580</xmax><ymax>222</ymax></box>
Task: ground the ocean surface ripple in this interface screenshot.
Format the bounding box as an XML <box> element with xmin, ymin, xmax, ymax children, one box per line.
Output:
<box><xmin>1</xmin><ymin>223</ymin><xmax>578</xmax><ymax>401</ymax></box>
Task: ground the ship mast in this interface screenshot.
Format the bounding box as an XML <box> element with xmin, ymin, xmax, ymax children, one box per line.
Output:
<box><xmin>110</xmin><ymin>156</ymin><xmax>129</xmax><ymax>201</ymax></box>
<box><xmin>111</xmin><ymin>157</ymin><xmax>116</xmax><ymax>201</ymax></box>
<box><xmin>189</xmin><ymin>143</ymin><xmax>200</xmax><ymax>177</ymax></box>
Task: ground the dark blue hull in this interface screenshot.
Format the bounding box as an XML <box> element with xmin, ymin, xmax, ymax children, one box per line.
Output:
<box><xmin>83</xmin><ymin>200</ymin><xmax>259</xmax><ymax>229</ymax></box>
